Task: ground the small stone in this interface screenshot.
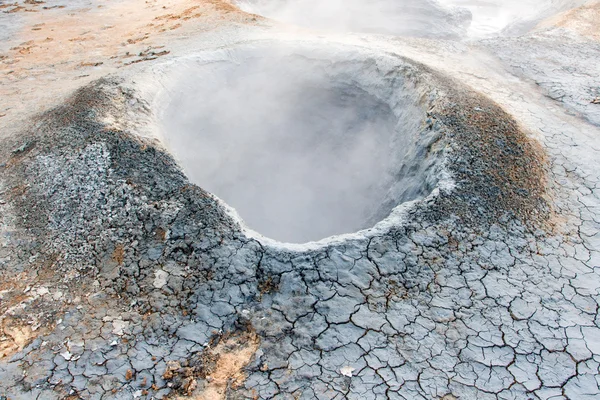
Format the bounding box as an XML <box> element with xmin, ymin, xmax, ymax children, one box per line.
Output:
<box><xmin>153</xmin><ymin>270</ymin><xmax>168</xmax><ymax>289</ymax></box>
<box><xmin>112</xmin><ymin>319</ymin><xmax>129</xmax><ymax>336</ymax></box>
<box><xmin>147</xmin><ymin>246</ymin><xmax>163</xmax><ymax>261</ymax></box>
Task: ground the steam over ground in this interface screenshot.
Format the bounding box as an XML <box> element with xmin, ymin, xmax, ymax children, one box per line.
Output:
<box><xmin>236</xmin><ymin>0</ymin><xmax>472</xmax><ymax>38</ymax></box>
<box><xmin>155</xmin><ymin>0</ymin><xmax>585</xmax><ymax>244</ymax></box>
<box><xmin>236</xmin><ymin>0</ymin><xmax>586</xmax><ymax>38</ymax></box>
<box><xmin>159</xmin><ymin>50</ymin><xmax>440</xmax><ymax>243</ymax></box>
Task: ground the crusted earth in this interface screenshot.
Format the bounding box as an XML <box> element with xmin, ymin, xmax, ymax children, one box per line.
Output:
<box><xmin>0</xmin><ymin>1</ymin><xmax>599</xmax><ymax>400</ymax></box>
<box><xmin>0</xmin><ymin>66</ymin><xmax>582</xmax><ymax>399</ymax></box>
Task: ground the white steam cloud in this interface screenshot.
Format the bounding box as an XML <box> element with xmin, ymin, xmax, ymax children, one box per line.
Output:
<box><xmin>158</xmin><ymin>48</ymin><xmax>442</xmax><ymax>243</ymax></box>
<box><xmin>236</xmin><ymin>0</ymin><xmax>586</xmax><ymax>38</ymax></box>
<box><xmin>237</xmin><ymin>0</ymin><xmax>472</xmax><ymax>39</ymax></box>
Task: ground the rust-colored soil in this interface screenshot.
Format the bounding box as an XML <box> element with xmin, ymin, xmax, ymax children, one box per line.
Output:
<box><xmin>538</xmin><ymin>1</ymin><xmax>600</xmax><ymax>40</ymax></box>
<box><xmin>0</xmin><ymin>317</ymin><xmax>34</xmax><ymax>360</ymax></box>
<box><xmin>0</xmin><ymin>0</ymin><xmax>260</xmax><ymax>138</ymax></box>
<box><xmin>168</xmin><ymin>330</ymin><xmax>260</xmax><ymax>399</ymax></box>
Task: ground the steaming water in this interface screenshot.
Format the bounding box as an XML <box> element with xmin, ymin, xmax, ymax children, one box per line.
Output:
<box><xmin>158</xmin><ymin>50</ymin><xmax>441</xmax><ymax>243</ymax></box>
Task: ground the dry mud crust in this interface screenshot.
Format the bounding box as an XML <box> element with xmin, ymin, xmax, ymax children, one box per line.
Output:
<box><xmin>0</xmin><ymin>52</ymin><xmax>594</xmax><ymax>400</ymax></box>
<box><xmin>483</xmin><ymin>30</ymin><xmax>600</xmax><ymax>128</ymax></box>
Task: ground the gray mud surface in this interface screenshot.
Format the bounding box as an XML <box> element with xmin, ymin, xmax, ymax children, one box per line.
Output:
<box><xmin>1</xmin><ymin>62</ymin><xmax>574</xmax><ymax>399</ymax></box>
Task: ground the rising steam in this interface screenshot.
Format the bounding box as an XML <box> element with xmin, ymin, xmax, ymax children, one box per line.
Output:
<box><xmin>157</xmin><ymin>48</ymin><xmax>443</xmax><ymax>243</ymax></box>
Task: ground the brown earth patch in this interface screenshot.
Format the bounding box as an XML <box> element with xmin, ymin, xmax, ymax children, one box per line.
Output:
<box><xmin>538</xmin><ymin>2</ymin><xmax>600</xmax><ymax>40</ymax></box>
<box><xmin>0</xmin><ymin>0</ymin><xmax>262</xmax><ymax>138</ymax></box>
<box><xmin>166</xmin><ymin>329</ymin><xmax>260</xmax><ymax>399</ymax></box>
<box><xmin>0</xmin><ymin>317</ymin><xmax>34</xmax><ymax>360</ymax></box>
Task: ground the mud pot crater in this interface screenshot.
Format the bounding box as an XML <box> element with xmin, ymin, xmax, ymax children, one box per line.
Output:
<box><xmin>153</xmin><ymin>45</ymin><xmax>447</xmax><ymax>243</ymax></box>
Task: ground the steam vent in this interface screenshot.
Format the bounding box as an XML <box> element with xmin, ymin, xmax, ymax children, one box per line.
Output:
<box><xmin>0</xmin><ymin>1</ymin><xmax>599</xmax><ymax>400</ymax></box>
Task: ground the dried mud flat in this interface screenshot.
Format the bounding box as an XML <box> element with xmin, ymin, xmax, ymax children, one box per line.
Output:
<box><xmin>0</xmin><ymin>0</ymin><xmax>599</xmax><ymax>399</ymax></box>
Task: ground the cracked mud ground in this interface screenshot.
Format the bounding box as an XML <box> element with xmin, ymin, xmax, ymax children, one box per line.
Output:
<box><xmin>1</xmin><ymin>1</ymin><xmax>600</xmax><ymax>399</ymax></box>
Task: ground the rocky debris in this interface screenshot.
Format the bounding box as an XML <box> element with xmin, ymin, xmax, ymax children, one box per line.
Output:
<box><xmin>123</xmin><ymin>48</ymin><xmax>171</xmax><ymax>66</ymax></box>
<box><xmin>0</xmin><ymin>42</ymin><xmax>597</xmax><ymax>400</ymax></box>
